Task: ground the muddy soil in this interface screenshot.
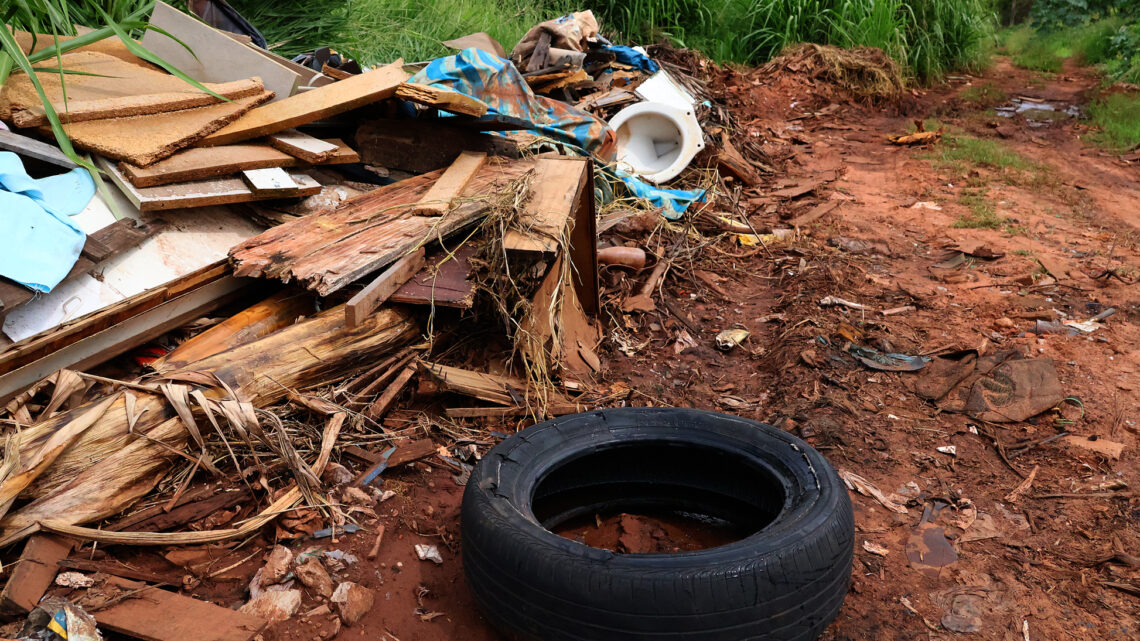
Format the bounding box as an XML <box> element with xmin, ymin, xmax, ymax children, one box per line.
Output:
<box><xmin>142</xmin><ymin>56</ymin><xmax>1140</xmax><ymax>641</ymax></box>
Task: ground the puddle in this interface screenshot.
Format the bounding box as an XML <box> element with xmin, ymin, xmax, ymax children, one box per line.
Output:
<box><xmin>995</xmin><ymin>98</ymin><xmax>1080</xmax><ymax>127</ymax></box>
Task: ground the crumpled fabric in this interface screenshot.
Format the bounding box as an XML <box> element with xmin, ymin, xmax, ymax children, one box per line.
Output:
<box><xmin>0</xmin><ymin>151</ymin><xmax>92</xmax><ymax>293</ymax></box>
<box><xmin>597</xmin><ymin>44</ymin><xmax>660</xmax><ymax>74</ymax></box>
<box><xmin>511</xmin><ymin>11</ymin><xmax>599</xmax><ymax>66</ymax></box>
<box><xmin>409</xmin><ymin>49</ymin><xmax>705</xmax><ymax>217</ymax></box>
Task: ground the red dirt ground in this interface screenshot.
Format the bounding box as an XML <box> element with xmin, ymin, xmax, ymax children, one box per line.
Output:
<box><xmin>66</xmin><ymin>55</ymin><xmax>1139</xmax><ymax>641</ymax></box>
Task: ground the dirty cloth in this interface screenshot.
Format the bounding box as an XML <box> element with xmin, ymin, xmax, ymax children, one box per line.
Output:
<box><xmin>511</xmin><ymin>11</ymin><xmax>599</xmax><ymax>66</ymax></box>
<box><xmin>410</xmin><ymin>48</ymin><xmax>705</xmax><ymax>217</ymax></box>
<box><xmin>0</xmin><ymin>152</ymin><xmax>91</xmax><ymax>293</ymax></box>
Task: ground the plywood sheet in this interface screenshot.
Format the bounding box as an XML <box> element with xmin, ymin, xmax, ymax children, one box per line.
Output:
<box><xmin>389</xmin><ymin>245</ymin><xmax>476</xmax><ymax>308</ymax></box>
<box><xmin>141</xmin><ymin>1</ymin><xmax>299</xmax><ymax>101</ymax></box>
<box><xmin>51</xmin><ymin>92</ymin><xmax>272</xmax><ymax>166</ymax></box>
<box><xmin>98</xmin><ymin>156</ymin><xmax>320</xmax><ymax>211</ymax></box>
<box><xmin>200</xmin><ymin>61</ymin><xmax>410</xmax><ymax>146</ymax></box>
<box><xmin>1</xmin><ymin>50</ymin><xmax>264</xmax><ymax>126</ymax></box>
<box><xmin>120</xmin><ymin>138</ymin><xmax>357</xmax><ymax>187</ymax></box>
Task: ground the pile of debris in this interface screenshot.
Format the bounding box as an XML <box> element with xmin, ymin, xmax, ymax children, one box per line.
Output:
<box><xmin>0</xmin><ymin>4</ymin><xmax>785</xmax><ymax>640</ymax></box>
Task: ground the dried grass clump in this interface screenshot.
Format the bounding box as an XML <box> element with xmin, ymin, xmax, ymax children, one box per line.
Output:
<box><xmin>766</xmin><ymin>43</ymin><xmax>903</xmax><ymax>102</ymax></box>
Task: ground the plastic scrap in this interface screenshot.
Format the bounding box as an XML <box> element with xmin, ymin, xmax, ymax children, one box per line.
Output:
<box><xmin>597</xmin><ymin>44</ymin><xmax>659</xmax><ymax>74</ymax></box>
<box><xmin>16</xmin><ymin>597</ymin><xmax>101</xmax><ymax>641</ymax></box>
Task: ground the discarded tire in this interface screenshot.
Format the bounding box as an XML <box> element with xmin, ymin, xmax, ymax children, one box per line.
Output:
<box><xmin>461</xmin><ymin>407</ymin><xmax>854</xmax><ymax>641</ymax></box>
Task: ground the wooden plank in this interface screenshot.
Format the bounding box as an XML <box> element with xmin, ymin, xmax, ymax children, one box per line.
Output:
<box><xmin>229</xmin><ymin>157</ymin><xmax>533</xmax><ymax>295</ymax></box>
<box><xmin>789</xmin><ymin>200</ymin><xmax>840</xmax><ymax>227</ymax></box>
<box><xmin>389</xmin><ymin>245</ymin><xmax>476</xmax><ymax>308</ymax></box>
<box><xmin>141</xmin><ymin>1</ymin><xmax>300</xmax><ymax>101</ymax></box>
<box><xmin>355</xmin><ymin>118</ymin><xmax>526</xmax><ymax>173</ymax></box>
<box><xmin>0</xmin><ymin>271</ymin><xmax>247</xmax><ymax>405</ymax></box>
<box><xmin>126</xmin><ymin>489</ymin><xmax>250</xmax><ymax>532</ymax></box>
<box><xmin>566</xmin><ymin>157</ymin><xmax>599</xmax><ymax>316</ymax></box>
<box><xmin>364</xmin><ymin>366</ymin><xmax>417</xmax><ymax>420</ymax></box>
<box><xmin>105</xmin><ymin>485</ymin><xmax>216</xmax><ymax>532</ymax></box>
<box><xmin>49</xmin><ymin>91</ymin><xmax>273</xmax><ymax>167</ymax></box>
<box><xmin>99</xmin><ymin>157</ymin><xmax>320</xmax><ymax>211</ymax></box>
<box><xmin>58</xmin><ymin>558</ymin><xmax>176</xmax><ymax>585</ymax></box>
<box><xmin>199</xmin><ymin>61</ymin><xmax>410</xmax><ymax>146</ymax></box>
<box><xmin>0</xmin><ymin>535</ymin><xmax>72</xmax><ymax>614</ymax></box>
<box><xmin>446</xmin><ymin>404</ymin><xmax>581</xmax><ymax>418</ymax></box>
<box><xmin>412</xmin><ymin>151</ymin><xmax>487</xmax><ymax>216</ymax></box>
<box><xmin>267</xmin><ymin>129</ymin><xmax>339</xmax><ymax>163</ymax></box>
<box><xmin>519</xmin><ymin>257</ymin><xmax>600</xmax><ymax>378</ymax></box>
<box><xmin>503</xmin><ymin>157</ymin><xmax>589</xmax><ymax>253</ymax></box>
<box><xmin>350</xmin><ymin>438</ymin><xmax>436</xmax><ymax>486</ymax></box>
<box><xmin>420</xmin><ymin>362</ymin><xmax>572</xmax><ymax>406</ymax></box>
<box><xmin>242</xmin><ymin>167</ymin><xmax>300</xmax><ymax>196</ymax></box>
<box><xmin>345</xmin><ymin>248</ymin><xmax>426</xmax><ymax>328</ymax></box>
<box><xmin>0</xmin><ymin>129</ymin><xmax>76</xmax><ymax>169</ymax></box>
<box><xmin>94</xmin><ymin>577</ymin><xmax>265</xmax><ymax>641</ymax></box>
<box><xmin>120</xmin><ymin>138</ymin><xmax>357</xmax><ymax>188</ymax></box>
<box><xmin>394</xmin><ymin>82</ymin><xmax>488</xmax><ymax>117</ymax></box>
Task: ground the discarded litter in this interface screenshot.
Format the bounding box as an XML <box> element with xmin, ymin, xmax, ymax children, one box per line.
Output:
<box><xmin>414</xmin><ymin>544</ymin><xmax>444</xmax><ymax>565</ymax></box>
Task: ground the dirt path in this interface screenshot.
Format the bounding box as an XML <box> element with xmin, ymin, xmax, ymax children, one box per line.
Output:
<box><xmin>173</xmin><ymin>56</ymin><xmax>1139</xmax><ymax>641</ymax></box>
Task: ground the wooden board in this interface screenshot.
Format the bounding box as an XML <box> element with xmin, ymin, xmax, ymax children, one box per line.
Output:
<box><xmin>503</xmin><ymin>156</ymin><xmax>589</xmax><ymax>253</ymax></box>
<box><xmin>395</xmin><ymin>82</ymin><xmax>488</xmax><ymax>117</ymax></box>
<box><xmin>141</xmin><ymin>1</ymin><xmax>300</xmax><ymax>101</ymax></box>
<box><xmin>242</xmin><ymin>167</ymin><xmax>300</xmax><ymax>195</ymax></box>
<box><xmin>0</xmin><ymin>129</ymin><xmax>76</xmax><ymax>169</ymax></box>
<box><xmin>50</xmin><ymin>91</ymin><xmax>273</xmax><ymax>167</ymax></box>
<box><xmin>412</xmin><ymin>151</ymin><xmax>487</xmax><ymax>216</ymax></box>
<box><xmin>389</xmin><ymin>245</ymin><xmax>476</xmax><ymax>308</ymax></box>
<box><xmin>355</xmin><ymin>118</ymin><xmax>527</xmax><ymax>173</ymax></box>
<box><xmin>267</xmin><ymin>129</ymin><xmax>339</xmax><ymax>163</ymax></box>
<box><xmin>99</xmin><ymin>157</ymin><xmax>320</xmax><ymax>211</ymax></box>
<box><xmin>0</xmin><ymin>535</ymin><xmax>72</xmax><ymax>614</ymax></box>
<box><xmin>519</xmin><ymin>256</ymin><xmax>601</xmax><ymax>378</ymax></box>
<box><xmin>199</xmin><ymin>61</ymin><xmax>410</xmax><ymax>146</ymax></box>
<box><xmin>230</xmin><ymin>156</ymin><xmax>533</xmax><ymax>295</ymax></box>
<box><xmin>420</xmin><ymin>362</ymin><xmax>572</xmax><ymax>406</ymax></box>
<box><xmin>94</xmin><ymin>577</ymin><xmax>265</xmax><ymax>641</ymax></box>
<box><xmin>14</xmin><ymin>29</ymin><xmax>150</xmax><ymax>68</ymax></box>
<box><xmin>0</xmin><ymin>51</ymin><xmax>261</xmax><ymax>125</ymax></box>
<box><xmin>120</xmin><ymin>138</ymin><xmax>357</xmax><ymax>187</ymax></box>
<box><xmin>345</xmin><ymin>248</ymin><xmax>426</xmax><ymax>328</ymax></box>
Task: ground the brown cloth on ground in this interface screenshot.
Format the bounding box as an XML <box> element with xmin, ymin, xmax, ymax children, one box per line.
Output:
<box><xmin>915</xmin><ymin>350</ymin><xmax>1066</xmax><ymax>422</ymax></box>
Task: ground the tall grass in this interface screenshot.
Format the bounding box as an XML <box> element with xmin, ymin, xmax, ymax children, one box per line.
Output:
<box><xmin>587</xmin><ymin>0</ymin><xmax>994</xmax><ymax>83</ymax></box>
<box><xmin>7</xmin><ymin>0</ymin><xmax>155</xmax><ymax>35</ymax></box>
<box><xmin>228</xmin><ymin>0</ymin><xmax>576</xmax><ymax>63</ymax></box>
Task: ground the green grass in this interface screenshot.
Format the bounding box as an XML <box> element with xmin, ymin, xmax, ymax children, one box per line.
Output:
<box><xmin>226</xmin><ymin>0</ymin><xmax>575</xmax><ymax>64</ymax></box>
<box><xmin>960</xmin><ymin>81</ymin><xmax>1007</xmax><ymax>107</ymax></box>
<box><xmin>1002</xmin><ymin>17</ymin><xmax>1131</xmax><ymax>74</ymax></box>
<box><xmin>925</xmin><ymin>133</ymin><xmax>1041</xmax><ymax>174</ymax></box>
<box><xmin>953</xmin><ymin>189</ymin><xmax>1004</xmax><ymax>229</ymax></box>
<box><xmin>1087</xmin><ymin>92</ymin><xmax>1140</xmax><ymax>150</ymax></box>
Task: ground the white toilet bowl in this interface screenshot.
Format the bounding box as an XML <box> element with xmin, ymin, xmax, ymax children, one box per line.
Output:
<box><xmin>608</xmin><ymin>101</ymin><xmax>704</xmax><ymax>184</ymax></box>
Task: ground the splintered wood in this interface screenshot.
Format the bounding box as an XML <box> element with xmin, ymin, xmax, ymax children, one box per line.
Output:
<box><xmin>394</xmin><ymin>82</ymin><xmax>489</xmax><ymax>117</ymax></box>
<box><xmin>229</xmin><ymin>156</ymin><xmax>534</xmax><ymax>295</ymax></box>
<box><xmin>411</xmin><ymin>151</ymin><xmax>487</xmax><ymax>216</ymax></box>
<box><xmin>346</xmin><ymin>248</ymin><xmax>426</xmax><ymax>328</ymax></box>
<box><xmin>120</xmin><ymin>139</ymin><xmax>357</xmax><ymax>187</ymax></box>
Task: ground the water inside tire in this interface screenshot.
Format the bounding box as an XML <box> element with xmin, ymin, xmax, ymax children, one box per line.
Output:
<box><xmin>531</xmin><ymin>440</ymin><xmax>786</xmax><ymax>553</ymax></box>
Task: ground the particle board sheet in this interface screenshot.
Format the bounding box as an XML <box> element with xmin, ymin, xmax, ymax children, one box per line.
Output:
<box><xmin>98</xmin><ymin>157</ymin><xmax>320</xmax><ymax>211</ymax></box>
<box><xmin>120</xmin><ymin>138</ymin><xmax>357</xmax><ymax>187</ymax></box>
<box><xmin>199</xmin><ymin>61</ymin><xmax>410</xmax><ymax>146</ymax></box>
<box><xmin>0</xmin><ymin>51</ymin><xmax>265</xmax><ymax>127</ymax></box>
<box><xmin>230</xmin><ymin>156</ymin><xmax>534</xmax><ymax>295</ymax></box>
<box><xmin>49</xmin><ymin>92</ymin><xmax>273</xmax><ymax>167</ymax></box>
<box><xmin>141</xmin><ymin>1</ymin><xmax>300</xmax><ymax>101</ymax></box>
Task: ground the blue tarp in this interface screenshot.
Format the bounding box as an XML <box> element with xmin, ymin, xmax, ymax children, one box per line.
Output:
<box><xmin>0</xmin><ymin>152</ymin><xmax>92</xmax><ymax>293</ymax></box>
<box><xmin>597</xmin><ymin>44</ymin><xmax>660</xmax><ymax>74</ymax></box>
<box><xmin>409</xmin><ymin>48</ymin><xmax>704</xmax><ymax>218</ymax></box>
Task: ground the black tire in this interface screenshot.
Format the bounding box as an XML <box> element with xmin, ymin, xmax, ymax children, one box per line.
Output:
<box><xmin>461</xmin><ymin>407</ymin><xmax>854</xmax><ymax>641</ymax></box>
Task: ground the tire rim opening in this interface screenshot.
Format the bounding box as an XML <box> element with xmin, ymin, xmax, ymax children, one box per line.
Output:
<box><xmin>530</xmin><ymin>441</ymin><xmax>787</xmax><ymax>554</ymax></box>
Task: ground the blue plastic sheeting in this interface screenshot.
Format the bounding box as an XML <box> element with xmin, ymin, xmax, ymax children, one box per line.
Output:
<box><xmin>597</xmin><ymin>44</ymin><xmax>660</xmax><ymax>74</ymax></box>
<box><xmin>0</xmin><ymin>152</ymin><xmax>92</xmax><ymax>293</ymax></box>
<box><xmin>410</xmin><ymin>47</ymin><xmax>615</xmax><ymax>158</ymax></box>
<box><xmin>409</xmin><ymin>48</ymin><xmax>705</xmax><ymax>217</ymax></box>
<box><xmin>618</xmin><ymin>172</ymin><xmax>705</xmax><ymax>218</ymax></box>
